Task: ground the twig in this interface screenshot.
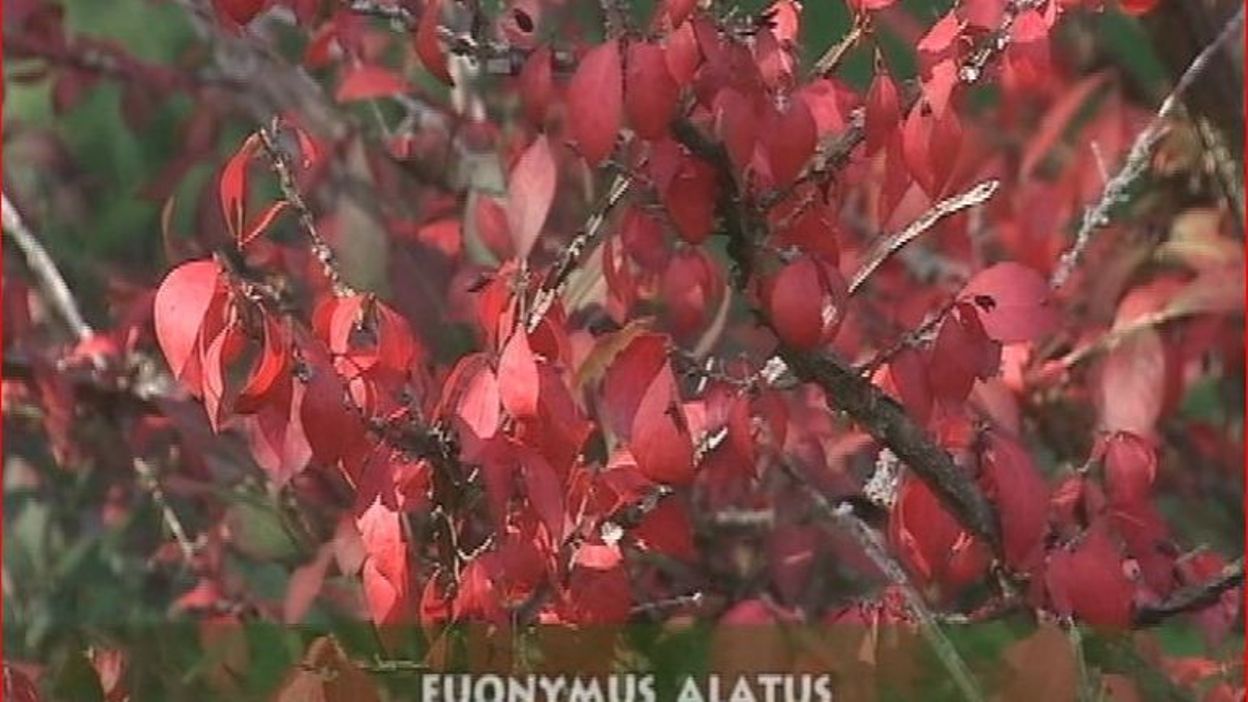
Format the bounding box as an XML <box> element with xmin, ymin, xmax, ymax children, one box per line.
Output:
<box><xmin>957</xmin><ymin>0</ymin><xmax>1046</xmax><ymax>84</ymax></box>
<box><xmin>134</xmin><ymin>457</ymin><xmax>197</xmax><ymax>564</ymax></box>
<box><xmin>812</xmin><ymin>20</ymin><xmax>865</xmax><ymax>78</ymax></box>
<box><xmin>4</xmin><ymin>32</ymin><xmax>224</xmax><ymax>93</ymax></box>
<box><xmin>848</xmin><ymin>179</ymin><xmax>999</xmax><ymax>294</ymax></box>
<box><xmin>346</xmin><ymin>0</ymin><xmax>415</xmax><ymax>25</ymax></box>
<box><xmin>1066</xmin><ymin>620</ymin><xmax>1097</xmax><ymax>702</ymax></box>
<box><xmin>1050</xmin><ymin>7</ymin><xmax>1246</xmax><ymax>288</ymax></box>
<box><xmin>1056</xmin><ymin>307</ymin><xmax>1187</xmax><ymax>369</ymax></box>
<box><xmin>1132</xmin><ymin>557</ymin><xmax>1243</xmax><ymax>628</ymax></box>
<box><xmin>525</xmin><ymin>174</ymin><xmax>632</xmax><ymax>332</ymax></box>
<box><xmin>630</xmin><ymin>591</ymin><xmax>703</xmax><ymax>615</ymax></box>
<box><xmin>781</xmin><ymin>462</ymin><xmax>987</xmax><ymax>702</ymax></box>
<box><xmin>2</xmin><ymin>193</ymin><xmax>94</xmax><ymax>342</ymax></box>
<box><xmin>856</xmin><ymin>296</ymin><xmax>957</xmax><ymax>376</ymax></box>
<box><xmin>256</xmin><ymin>122</ymin><xmax>357</xmax><ymax>297</ymax></box>
<box><xmin>762</xmin><ymin>0</ymin><xmax>1035</xmax><ymax>211</ymax></box>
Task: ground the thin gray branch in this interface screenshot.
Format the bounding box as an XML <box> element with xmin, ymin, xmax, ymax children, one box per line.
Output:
<box><xmin>782</xmin><ymin>462</ymin><xmax>987</xmax><ymax>702</ymax></box>
<box><xmin>2</xmin><ymin>193</ymin><xmax>94</xmax><ymax>342</ymax></box>
<box><xmin>848</xmin><ymin>179</ymin><xmax>999</xmax><ymax>295</ymax></box>
<box><xmin>1051</xmin><ymin>6</ymin><xmax>1245</xmax><ymax>288</ymax></box>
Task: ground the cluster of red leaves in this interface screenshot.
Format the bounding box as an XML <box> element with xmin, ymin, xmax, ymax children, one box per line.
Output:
<box><xmin>4</xmin><ymin>0</ymin><xmax>1238</xmax><ymax>695</ymax></box>
<box><xmin>156</xmin><ymin>0</ymin><xmax>1242</xmax><ymax>638</ymax></box>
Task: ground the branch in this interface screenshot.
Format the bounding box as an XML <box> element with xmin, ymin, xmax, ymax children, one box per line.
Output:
<box><xmin>2</xmin><ymin>193</ymin><xmax>94</xmax><ymax>342</ymax></box>
<box><xmin>256</xmin><ymin>123</ymin><xmax>358</xmax><ymax>297</ymax></box>
<box><xmin>847</xmin><ymin>179</ymin><xmax>999</xmax><ymax>295</ymax></box>
<box><xmin>856</xmin><ymin>296</ymin><xmax>957</xmax><ymax>376</ymax></box>
<box><xmin>781</xmin><ymin>461</ymin><xmax>987</xmax><ymax>702</ymax></box>
<box><xmin>957</xmin><ymin>0</ymin><xmax>1047</xmax><ymax>84</ymax></box>
<box><xmin>812</xmin><ymin>19</ymin><xmax>865</xmax><ymax>79</ymax></box>
<box><xmin>525</xmin><ymin>174</ymin><xmax>632</xmax><ymax>332</ymax></box>
<box><xmin>1050</xmin><ymin>6</ymin><xmax>1246</xmax><ymax>288</ymax></box>
<box><xmin>4</xmin><ymin>32</ymin><xmax>224</xmax><ymax>93</ymax></box>
<box><xmin>778</xmin><ymin>350</ymin><xmax>1001</xmax><ymax>548</ymax></box>
<box><xmin>670</xmin><ymin>125</ymin><xmax>1003</xmax><ymax>553</ymax></box>
<box><xmin>134</xmin><ymin>457</ymin><xmax>198</xmax><ymax>564</ymax></box>
<box><xmin>1132</xmin><ymin>557</ymin><xmax>1244</xmax><ymax>628</ymax></box>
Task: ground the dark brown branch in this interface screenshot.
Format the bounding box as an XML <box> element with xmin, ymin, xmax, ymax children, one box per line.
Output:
<box><xmin>1132</xmin><ymin>557</ymin><xmax>1244</xmax><ymax>628</ymax></box>
<box><xmin>779</xmin><ymin>350</ymin><xmax>1001</xmax><ymax>549</ymax></box>
<box><xmin>669</xmin><ymin>120</ymin><xmax>1003</xmax><ymax>552</ymax></box>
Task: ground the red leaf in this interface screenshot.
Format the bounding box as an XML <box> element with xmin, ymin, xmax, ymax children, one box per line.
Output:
<box><xmin>961</xmin><ymin>0</ymin><xmax>1004</xmax><ymax>28</ymax></box>
<box><xmin>715</xmin><ymin>88</ymin><xmax>760</xmax><ymax>171</ymax></box>
<box><xmin>213</xmin><ymin>0</ymin><xmax>267</xmax><ymax>28</ymax></box>
<box><xmin>664</xmin><ymin>156</ymin><xmax>718</xmax><ymax>244</ymax></box>
<box><xmin>498</xmin><ymin>330</ymin><xmax>540</xmax><ymax>418</ymax></box>
<box><xmin>960</xmin><ymin>262</ymin><xmax>1059</xmax><ymax>343</ymax></box>
<box><xmin>917</xmin><ymin>12</ymin><xmax>960</xmax><ymax>60</ymax></box>
<box><xmin>657</xmin><ymin>0</ymin><xmax>697</xmax><ymax>27</ymax></box>
<box><xmin>901</xmin><ymin>101</ymin><xmax>936</xmax><ymax>195</ymax></box>
<box><xmin>284</xmin><ymin>546</ymin><xmax>334</xmax><ymax>624</ymax></box>
<box><xmin>847</xmin><ymin>0</ymin><xmax>895</xmax><ymax>9</ymax></box>
<box><xmin>766</xmin><ymin>99</ymin><xmax>817</xmax><ymax>185</ymax></box>
<box><xmin>357</xmin><ymin>497</ymin><xmax>411</xmax><ymax>626</ymax></box>
<box><xmin>630</xmin><ymin>367</ymin><xmax>694</xmax><ymax>485</ymax></box>
<box><xmin>1046</xmin><ymin>523</ymin><xmax>1134</xmax><ymax>628</ymax></box>
<box><xmin>665</xmin><ymin>20</ymin><xmax>701</xmax><ymax>83</ymax></box>
<box><xmin>336</xmin><ymin>64</ymin><xmax>411</xmax><ymax>102</ymax></box>
<box><xmin>980</xmin><ymin>432</ymin><xmax>1049</xmax><ymax>570</ymax></box>
<box><xmin>632</xmin><ymin>498</ymin><xmax>696</xmax><ymax>560</ymax></box>
<box><xmin>928</xmin><ymin>302</ymin><xmax>1000</xmax><ymax>403</ymax></box>
<box><xmin>565</xmin><ymin>553</ymin><xmax>631</xmax><ymax>624</ymax></box>
<box><xmin>567</xmin><ymin>40</ymin><xmax>623</xmax><ymax>165</ymax></box>
<box><xmin>299</xmin><ymin>340</ymin><xmax>365</xmax><ymax>466</ymax></box>
<box><xmin>1118</xmin><ymin>0</ymin><xmax>1159</xmax><ymax>15</ymax></box>
<box><xmin>458</xmin><ymin>364</ymin><xmax>503</xmax><ymax>439</ymax></box>
<box><xmin>154</xmin><ymin>259</ymin><xmax>223</xmax><ymax>388</ymax></box>
<box><xmin>601</xmin><ymin>332</ymin><xmax>669</xmax><ymax>440</ymax></box>
<box><xmin>220</xmin><ymin>134</ymin><xmax>260</xmax><ymax>245</ymax></box>
<box><xmin>415</xmin><ymin>0</ymin><xmax>453</xmax><ymax>85</ymax></box>
<box><xmin>625</xmin><ymin>42</ymin><xmax>679</xmax><ymax>140</ymax></box>
<box><xmin>890</xmin><ymin>476</ymin><xmax>990</xmax><ymax>593</ymax></box>
<box><xmin>519</xmin><ymin>47</ymin><xmax>554</xmax><ymax>125</ymax></box>
<box><xmin>244</xmin><ymin>375</ymin><xmax>312</xmax><ymax>484</ymax></box>
<box><xmin>865</xmin><ymin>68</ymin><xmax>901</xmax><ymax>155</ymax></box>
<box><xmin>506</xmin><ymin>135</ymin><xmax>557</xmax><ymax>260</ymax></box>
<box><xmin>1096</xmin><ymin>328</ymin><xmax>1165</xmax><ymax>435</ymax></box>
<box><xmin>235</xmin><ymin>315</ymin><xmax>290</xmax><ymax>412</ymax></box>
<box><xmin>769</xmin><ymin>257</ymin><xmax>824</xmax><ymax>350</ymax></box>
<box><xmin>201</xmin><ymin>322</ymin><xmax>248</xmax><ymax>431</ymax></box>
<box><xmin>886</xmin><ymin>347</ymin><xmax>932</xmax><ymax>426</ymax></box>
<box><xmin>1101</xmin><ymin>432</ymin><xmax>1156</xmax><ymax>505</ymax></box>
<box><xmin>521</xmin><ymin>452</ymin><xmax>564</xmax><ymax>541</ymax></box>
